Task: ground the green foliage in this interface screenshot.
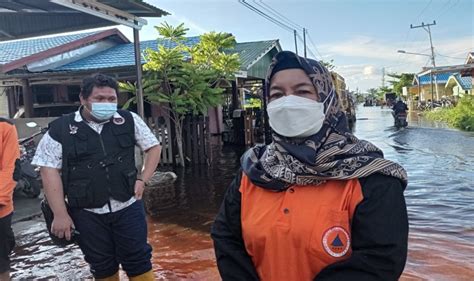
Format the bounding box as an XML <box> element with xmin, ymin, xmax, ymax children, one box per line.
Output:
<box><xmin>121</xmin><ymin>22</ymin><xmax>241</xmax><ymax>118</ymax></box>
<box><xmin>320</xmin><ymin>59</ymin><xmax>335</xmax><ymax>71</ymax></box>
<box><xmin>120</xmin><ymin>22</ymin><xmax>241</xmax><ymax>166</ymax></box>
<box><xmin>425</xmin><ymin>96</ymin><xmax>474</xmax><ymax>131</ymax></box>
<box><xmin>387</xmin><ymin>73</ymin><xmax>415</xmax><ymax>96</ymax></box>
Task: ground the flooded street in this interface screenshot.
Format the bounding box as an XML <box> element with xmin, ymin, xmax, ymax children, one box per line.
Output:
<box><xmin>10</xmin><ymin>105</ymin><xmax>474</xmax><ymax>280</ymax></box>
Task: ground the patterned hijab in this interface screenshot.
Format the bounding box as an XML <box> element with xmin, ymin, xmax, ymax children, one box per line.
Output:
<box><xmin>241</xmin><ymin>51</ymin><xmax>407</xmax><ymax>191</ymax></box>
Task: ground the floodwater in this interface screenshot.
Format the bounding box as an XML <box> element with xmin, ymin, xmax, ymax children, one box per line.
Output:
<box><xmin>10</xmin><ymin>105</ymin><xmax>474</xmax><ymax>280</ymax></box>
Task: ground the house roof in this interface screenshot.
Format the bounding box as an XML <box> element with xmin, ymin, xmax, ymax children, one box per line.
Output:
<box><xmin>446</xmin><ymin>73</ymin><xmax>472</xmax><ymax>90</ymax></box>
<box><xmin>0</xmin><ymin>0</ymin><xmax>169</xmax><ymax>41</ymax></box>
<box><xmin>466</xmin><ymin>52</ymin><xmax>474</xmax><ymax>64</ymax></box>
<box><xmin>0</xmin><ymin>29</ymin><xmax>129</xmax><ymax>73</ymax></box>
<box><xmin>55</xmin><ymin>37</ymin><xmax>281</xmax><ymax>73</ymax></box>
<box><xmin>0</xmin><ymin>28</ymin><xmax>281</xmax><ymax>78</ymax></box>
<box><xmin>55</xmin><ymin>37</ymin><xmax>201</xmax><ymax>71</ymax></box>
<box><xmin>415</xmin><ymin>73</ymin><xmax>453</xmax><ymax>85</ymax></box>
<box><xmin>230</xmin><ymin>40</ymin><xmax>280</xmax><ymax>70</ymax></box>
<box><xmin>0</xmin><ymin>31</ymin><xmax>99</xmax><ymax>65</ymax></box>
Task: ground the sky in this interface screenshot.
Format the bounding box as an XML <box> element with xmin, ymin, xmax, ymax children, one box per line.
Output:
<box><xmin>112</xmin><ymin>0</ymin><xmax>473</xmax><ymax>92</ymax></box>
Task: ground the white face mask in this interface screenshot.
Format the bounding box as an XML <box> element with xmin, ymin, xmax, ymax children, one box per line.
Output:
<box><xmin>267</xmin><ymin>94</ymin><xmax>332</xmax><ymax>138</ymax></box>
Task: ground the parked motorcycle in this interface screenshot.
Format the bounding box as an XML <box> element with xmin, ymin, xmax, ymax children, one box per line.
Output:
<box><xmin>14</xmin><ymin>122</ymin><xmax>47</xmax><ymax>198</ymax></box>
<box><xmin>393</xmin><ymin>112</ymin><xmax>408</xmax><ymax>128</ymax></box>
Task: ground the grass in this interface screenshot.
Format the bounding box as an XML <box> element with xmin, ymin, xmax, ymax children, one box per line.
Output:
<box><xmin>425</xmin><ymin>96</ymin><xmax>474</xmax><ymax>131</ymax></box>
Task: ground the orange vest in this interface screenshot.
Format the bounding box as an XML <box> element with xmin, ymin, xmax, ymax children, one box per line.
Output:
<box><xmin>0</xmin><ymin>121</ymin><xmax>20</xmax><ymax>218</ymax></box>
<box><xmin>240</xmin><ymin>174</ymin><xmax>364</xmax><ymax>281</ymax></box>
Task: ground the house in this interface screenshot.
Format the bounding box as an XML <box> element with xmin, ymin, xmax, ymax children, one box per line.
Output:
<box><xmin>445</xmin><ymin>73</ymin><xmax>472</xmax><ymax>98</ymax></box>
<box><xmin>412</xmin><ymin>73</ymin><xmax>452</xmax><ymax>101</ymax></box>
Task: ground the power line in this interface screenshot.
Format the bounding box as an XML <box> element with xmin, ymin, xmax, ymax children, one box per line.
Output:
<box><xmin>306</xmin><ymin>32</ymin><xmax>324</xmax><ymax>59</ymax></box>
<box><xmin>238</xmin><ymin>0</ymin><xmax>294</xmax><ymax>32</ymax></box>
<box><xmin>413</xmin><ymin>0</ymin><xmax>433</xmax><ymax>22</ymax></box>
<box><xmin>436</xmin><ymin>53</ymin><xmax>465</xmax><ymax>60</ymax></box>
<box><xmin>258</xmin><ymin>0</ymin><xmax>303</xmax><ymax>30</ymax></box>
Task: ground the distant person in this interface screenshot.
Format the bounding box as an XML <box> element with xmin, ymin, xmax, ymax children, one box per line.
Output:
<box><xmin>211</xmin><ymin>51</ymin><xmax>409</xmax><ymax>281</ymax></box>
<box><xmin>393</xmin><ymin>99</ymin><xmax>408</xmax><ymax>115</ymax></box>
<box><xmin>32</xmin><ymin>74</ymin><xmax>161</xmax><ymax>280</ymax></box>
<box><xmin>0</xmin><ymin>118</ymin><xmax>20</xmax><ymax>281</ymax></box>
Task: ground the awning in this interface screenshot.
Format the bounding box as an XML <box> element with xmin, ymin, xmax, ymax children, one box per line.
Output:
<box><xmin>0</xmin><ymin>0</ymin><xmax>169</xmax><ymax>41</ymax></box>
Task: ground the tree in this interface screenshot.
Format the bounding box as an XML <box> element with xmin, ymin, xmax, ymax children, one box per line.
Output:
<box><xmin>387</xmin><ymin>73</ymin><xmax>415</xmax><ymax>96</ymax></box>
<box><xmin>120</xmin><ymin>23</ymin><xmax>241</xmax><ymax>167</ymax></box>
<box><xmin>320</xmin><ymin>59</ymin><xmax>336</xmax><ymax>71</ymax></box>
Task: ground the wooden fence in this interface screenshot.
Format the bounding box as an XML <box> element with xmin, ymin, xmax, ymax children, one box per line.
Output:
<box><xmin>147</xmin><ymin>115</ymin><xmax>211</xmax><ymax>166</ymax></box>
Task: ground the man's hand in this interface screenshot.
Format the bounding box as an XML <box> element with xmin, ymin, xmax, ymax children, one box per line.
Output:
<box><xmin>134</xmin><ymin>180</ymin><xmax>145</xmax><ymax>200</ymax></box>
<box><xmin>51</xmin><ymin>213</ymin><xmax>75</xmax><ymax>241</ymax></box>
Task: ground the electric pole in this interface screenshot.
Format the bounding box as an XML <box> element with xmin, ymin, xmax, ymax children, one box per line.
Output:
<box><xmin>293</xmin><ymin>29</ymin><xmax>298</xmax><ymax>55</ymax></box>
<box><xmin>303</xmin><ymin>28</ymin><xmax>307</xmax><ymax>58</ymax></box>
<box><xmin>410</xmin><ymin>21</ymin><xmax>437</xmax><ymax>67</ymax></box>
<box><xmin>411</xmin><ymin>21</ymin><xmax>438</xmax><ymax>103</ymax></box>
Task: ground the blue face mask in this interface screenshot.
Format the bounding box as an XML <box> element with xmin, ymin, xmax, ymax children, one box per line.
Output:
<box><xmin>90</xmin><ymin>102</ymin><xmax>117</xmax><ymax>120</ymax></box>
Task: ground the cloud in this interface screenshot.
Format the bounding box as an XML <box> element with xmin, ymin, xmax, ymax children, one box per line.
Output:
<box><xmin>322</xmin><ymin>35</ymin><xmax>472</xmax><ymax>91</ymax></box>
<box><xmin>321</xmin><ymin>35</ymin><xmax>472</xmax><ymax>64</ymax></box>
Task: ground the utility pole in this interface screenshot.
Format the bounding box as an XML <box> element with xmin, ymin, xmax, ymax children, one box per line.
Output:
<box><xmin>303</xmin><ymin>28</ymin><xmax>307</xmax><ymax>58</ymax></box>
<box><xmin>293</xmin><ymin>29</ymin><xmax>298</xmax><ymax>55</ymax></box>
<box><xmin>411</xmin><ymin>21</ymin><xmax>438</xmax><ymax>103</ymax></box>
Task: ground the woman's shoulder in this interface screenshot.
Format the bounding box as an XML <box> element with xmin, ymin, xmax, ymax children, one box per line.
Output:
<box><xmin>357</xmin><ymin>173</ymin><xmax>405</xmax><ymax>198</ymax></box>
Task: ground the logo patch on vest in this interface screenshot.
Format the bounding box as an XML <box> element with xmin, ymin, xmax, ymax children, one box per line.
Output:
<box><xmin>322</xmin><ymin>226</ymin><xmax>350</xmax><ymax>257</ymax></box>
<box><xmin>113</xmin><ymin>117</ymin><xmax>125</xmax><ymax>125</ymax></box>
<box><xmin>69</xmin><ymin>124</ymin><xmax>78</xmax><ymax>135</ymax></box>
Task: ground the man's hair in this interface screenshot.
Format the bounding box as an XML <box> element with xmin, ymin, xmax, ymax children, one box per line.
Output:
<box><xmin>80</xmin><ymin>73</ymin><xmax>119</xmax><ymax>99</ymax></box>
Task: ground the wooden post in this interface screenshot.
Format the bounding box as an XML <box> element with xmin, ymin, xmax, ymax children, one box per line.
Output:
<box><xmin>21</xmin><ymin>79</ymin><xmax>34</xmax><ymax>118</ymax></box>
<box><xmin>191</xmin><ymin>116</ymin><xmax>199</xmax><ymax>164</ymax></box>
<box><xmin>205</xmin><ymin>116</ymin><xmax>212</xmax><ymax>166</ymax></box>
<box><xmin>133</xmin><ymin>28</ymin><xmax>145</xmax><ymax>120</ymax></box>
<box><xmin>198</xmin><ymin>116</ymin><xmax>206</xmax><ymax>164</ymax></box>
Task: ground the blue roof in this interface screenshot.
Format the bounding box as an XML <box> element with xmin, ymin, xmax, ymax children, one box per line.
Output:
<box><xmin>453</xmin><ymin>74</ymin><xmax>472</xmax><ymax>90</ymax></box>
<box><xmin>0</xmin><ymin>31</ymin><xmax>99</xmax><ymax>65</ymax></box>
<box><xmin>55</xmin><ymin>37</ymin><xmax>201</xmax><ymax>71</ymax></box>
<box><xmin>418</xmin><ymin>73</ymin><xmax>453</xmax><ymax>85</ymax></box>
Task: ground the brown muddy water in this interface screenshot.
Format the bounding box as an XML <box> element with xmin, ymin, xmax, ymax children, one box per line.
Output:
<box><xmin>10</xmin><ymin>106</ymin><xmax>474</xmax><ymax>280</ymax></box>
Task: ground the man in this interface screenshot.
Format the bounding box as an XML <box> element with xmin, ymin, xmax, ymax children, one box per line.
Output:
<box><xmin>32</xmin><ymin>74</ymin><xmax>161</xmax><ymax>280</ymax></box>
<box><xmin>392</xmin><ymin>99</ymin><xmax>408</xmax><ymax>115</ymax></box>
<box><xmin>0</xmin><ymin>118</ymin><xmax>20</xmax><ymax>281</ymax></box>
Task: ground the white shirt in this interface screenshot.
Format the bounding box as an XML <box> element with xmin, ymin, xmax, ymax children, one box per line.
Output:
<box><xmin>32</xmin><ymin>110</ymin><xmax>160</xmax><ymax>214</ymax></box>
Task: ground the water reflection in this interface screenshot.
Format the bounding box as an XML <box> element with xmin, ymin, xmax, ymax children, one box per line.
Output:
<box><xmin>11</xmin><ymin>106</ymin><xmax>474</xmax><ymax>280</ymax></box>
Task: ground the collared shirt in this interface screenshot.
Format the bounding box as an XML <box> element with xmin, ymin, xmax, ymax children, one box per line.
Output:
<box><xmin>32</xmin><ymin>110</ymin><xmax>160</xmax><ymax>214</ymax></box>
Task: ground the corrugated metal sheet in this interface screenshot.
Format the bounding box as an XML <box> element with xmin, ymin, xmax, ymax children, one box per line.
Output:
<box><xmin>0</xmin><ymin>31</ymin><xmax>99</xmax><ymax>65</ymax></box>
<box><xmin>418</xmin><ymin>73</ymin><xmax>453</xmax><ymax>85</ymax></box>
<box><xmin>56</xmin><ymin>37</ymin><xmax>280</xmax><ymax>74</ymax></box>
<box><xmin>454</xmin><ymin>74</ymin><xmax>472</xmax><ymax>90</ymax></box>
<box><xmin>55</xmin><ymin>37</ymin><xmax>201</xmax><ymax>71</ymax></box>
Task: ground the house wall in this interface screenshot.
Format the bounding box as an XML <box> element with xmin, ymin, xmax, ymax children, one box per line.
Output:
<box><xmin>419</xmin><ymin>84</ymin><xmax>448</xmax><ymax>101</ymax></box>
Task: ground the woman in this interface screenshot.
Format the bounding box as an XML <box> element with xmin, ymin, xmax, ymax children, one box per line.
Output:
<box><xmin>211</xmin><ymin>51</ymin><xmax>408</xmax><ymax>281</ymax></box>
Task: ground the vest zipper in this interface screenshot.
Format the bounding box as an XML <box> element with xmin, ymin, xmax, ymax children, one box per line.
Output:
<box><xmin>98</xmin><ymin>134</ymin><xmax>112</xmax><ymax>212</ymax></box>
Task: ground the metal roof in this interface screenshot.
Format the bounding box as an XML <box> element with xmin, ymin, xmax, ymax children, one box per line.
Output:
<box><xmin>416</xmin><ymin>73</ymin><xmax>453</xmax><ymax>85</ymax></box>
<box><xmin>0</xmin><ymin>0</ymin><xmax>169</xmax><ymax>41</ymax></box>
<box><xmin>55</xmin><ymin>37</ymin><xmax>201</xmax><ymax>71</ymax></box>
<box><xmin>55</xmin><ymin>37</ymin><xmax>280</xmax><ymax>72</ymax></box>
<box><xmin>448</xmin><ymin>73</ymin><xmax>472</xmax><ymax>90</ymax></box>
<box><xmin>0</xmin><ymin>31</ymin><xmax>99</xmax><ymax>65</ymax></box>
<box><xmin>229</xmin><ymin>40</ymin><xmax>280</xmax><ymax>69</ymax></box>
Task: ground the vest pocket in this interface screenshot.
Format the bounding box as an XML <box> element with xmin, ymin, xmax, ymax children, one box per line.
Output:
<box><xmin>122</xmin><ymin>169</ymin><xmax>137</xmax><ymax>195</ymax></box>
<box><xmin>66</xmin><ymin>179</ymin><xmax>91</xmax><ymax>207</ymax></box>
<box><xmin>309</xmin><ymin>205</ymin><xmax>352</xmax><ymax>263</ymax></box>
<box><xmin>67</xmin><ymin>179</ymin><xmax>90</xmax><ymax>198</ymax></box>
